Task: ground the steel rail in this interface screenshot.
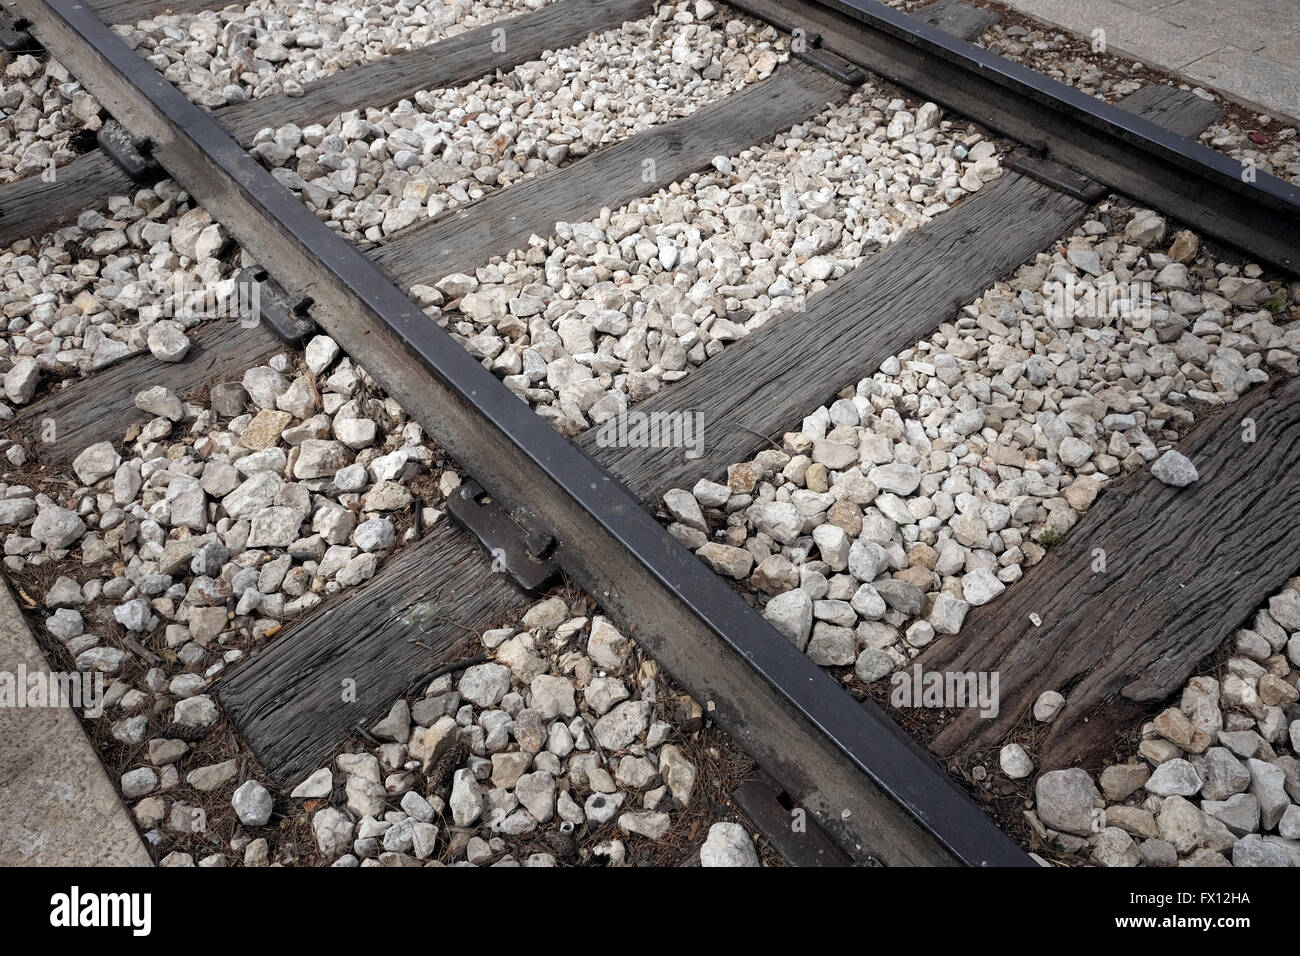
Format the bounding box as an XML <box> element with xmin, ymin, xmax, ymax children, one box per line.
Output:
<box><xmin>11</xmin><ymin>0</ymin><xmax>1032</xmax><ymax>866</ymax></box>
<box><xmin>733</xmin><ymin>0</ymin><xmax>1300</xmax><ymax>277</ymax></box>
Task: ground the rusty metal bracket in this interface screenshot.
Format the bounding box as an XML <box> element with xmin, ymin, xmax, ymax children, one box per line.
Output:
<box><xmin>238</xmin><ymin>267</ymin><xmax>318</xmax><ymax>345</ymax></box>
<box><xmin>793</xmin><ymin>43</ymin><xmax>866</xmax><ymax>86</ymax></box>
<box><xmin>1005</xmin><ymin>148</ymin><xmax>1107</xmax><ymax>203</ymax></box>
<box><xmin>0</xmin><ymin>9</ymin><xmax>38</xmax><ymax>53</ymax></box>
<box><xmin>96</xmin><ymin>118</ymin><xmax>161</xmax><ymax>183</ymax></box>
<box><xmin>447</xmin><ymin>480</ymin><xmax>559</xmax><ymax>593</ymax></box>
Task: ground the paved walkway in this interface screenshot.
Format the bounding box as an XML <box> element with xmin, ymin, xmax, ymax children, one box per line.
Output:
<box><xmin>997</xmin><ymin>0</ymin><xmax>1300</xmax><ymax>121</ymax></box>
<box><xmin>0</xmin><ymin>579</ymin><xmax>150</xmax><ymax>866</ymax></box>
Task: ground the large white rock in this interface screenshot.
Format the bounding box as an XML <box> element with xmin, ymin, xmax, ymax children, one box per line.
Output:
<box><xmin>763</xmin><ymin>589</ymin><xmax>813</xmax><ymax>650</ymax></box>
<box><xmin>999</xmin><ymin>743</ymin><xmax>1034</xmax><ymax>779</ymax></box>
<box><xmin>961</xmin><ymin>568</ymin><xmax>1006</xmax><ymax>606</ymax></box>
<box><xmin>867</xmin><ymin>462</ymin><xmax>921</xmax><ymax>495</ymax></box>
<box><xmin>449</xmin><ymin>768</ymin><xmax>483</xmax><ymax>826</ymax></box>
<box><xmin>232</xmin><ymin>780</ymin><xmax>273</xmax><ymax>826</ymax></box>
<box><xmin>72</xmin><ymin>442</ymin><xmax>121</xmax><ymax>486</ymax></box>
<box><xmin>1151</xmin><ymin>450</ymin><xmax>1198</xmax><ymax>487</ymax></box>
<box><xmin>699</xmin><ymin>822</ymin><xmax>760</xmax><ymax>867</ymax></box>
<box><xmin>4</xmin><ymin>357</ymin><xmax>40</xmax><ymax>404</ymax></box>
<box><xmin>147</xmin><ymin>320</ymin><xmax>191</xmax><ymax>362</ymax></box>
<box><xmin>594</xmin><ymin>700</ymin><xmax>652</xmax><ymax>751</ymax></box>
<box><xmin>458</xmin><ymin>662</ymin><xmax>511</xmax><ymax>708</ymax></box>
<box><xmin>31</xmin><ymin>507</ymin><xmax>86</xmax><ymax>549</ymax></box>
<box><xmin>312</xmin><ymin>807</ymin><xmax>354</xmax><ymax>856</ymax></box>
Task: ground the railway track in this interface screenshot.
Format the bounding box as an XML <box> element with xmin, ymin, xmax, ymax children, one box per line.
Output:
<box><xmin>2</xmin><ymin>0</ymin><xmax>1298</xmax><ymax>868</ymax></box>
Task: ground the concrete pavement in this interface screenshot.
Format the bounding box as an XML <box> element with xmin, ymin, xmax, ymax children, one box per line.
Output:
<box><xmin>995</xmin><ymin>0</ymin><xmax>1300</xmax><ymax>121</ymax></box>
<box><xmin>0</xmin><ymin>578</ymin><xmax>151</xmax><ymax>866</ymax></box>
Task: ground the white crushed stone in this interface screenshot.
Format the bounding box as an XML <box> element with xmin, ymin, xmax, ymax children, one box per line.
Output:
<box><xmin>434</xmin><ymin>85</ymin><xmax>1001</xmax><ymax>436</ymax></box>
<box><xmin>0</xmin><ymin>0</ymin><xmax>554</xmax><ymax>185</ymax></box>
<box><xmin>0</xmin><ymin>189</ymin><xmax>251</xmax><ymax>398</ymax></box>
<box><xmin>1030</xmin><ymin>578</ymin><xmax>1300</xmax><ymax>867</ymax></box>
<box><xmin>254</xmin><ymin>6</ymin><xmax>790</xmax><ymax>242</ymax></box>
<box><xmin>119</xmin><ymin>0</ymin><xmax>556</xmax><ymax>108</ymax></box>
<box><xmin>661</xmin><ymin>201</ymin><xmax>1297</xmax><ymax>691</ymax></box>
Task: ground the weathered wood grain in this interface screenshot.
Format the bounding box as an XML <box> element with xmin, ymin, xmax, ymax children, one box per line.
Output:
<box><xmin>218</xmin><ymin>521</ymin><xmax>530</xmax><ymax>786</ymax></box>
<box><xmin>1112</xmin><ymin>84</ymin><xmax>1223</xmax><ymax>138</ymax></box>
<box><xmin>372</xmin><ymin>61</ymin><xmax>849</xmax><ymax>286</ymax></box>
<box><xmin>2</xmin><ymin>320</ymin><xmax>280</xmax><ymax>466</ymax></box>
<box><xmin>576</xmin><ymin>173</ymin><xmax>1088</xmax><ymax>500</ymax></box>
<box><xmin>921</xmin><ymin>373</ymin><xmax>1300</xmax><ymax>771</ymax></box>
<box><xmin>0</xmin><ymin>151</ymin><xmax>130</xmax><ymax>249</ymax></box>
<box><xmin>0</xmin><ymin>0</ymin><xmax>651</xmax><ymax>246</ymax></box>
<box><xmin>914</xmin><ymin>0</ymin><xmax>1000</xmax><ymax>39</ymax></box>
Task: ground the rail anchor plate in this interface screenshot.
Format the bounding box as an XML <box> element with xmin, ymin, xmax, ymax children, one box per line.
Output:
<box><xmin>96</xmin><ymin>118</ymin><xmax>162</xmax><ymax>183</ymax></box>
<box><xmin>236</xmin><ymin>268</ymin><xmax>319</xmax><ymax>345</ymax></box>
<box><xmin>447</xmin><ymin>480</ymin><xmax>559</xmax><ymax>594</ymax></box>
<box><xmin>0</xmin><ymin>10</ymin><xmax>39</xmax><ymax>54</ymax></box>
